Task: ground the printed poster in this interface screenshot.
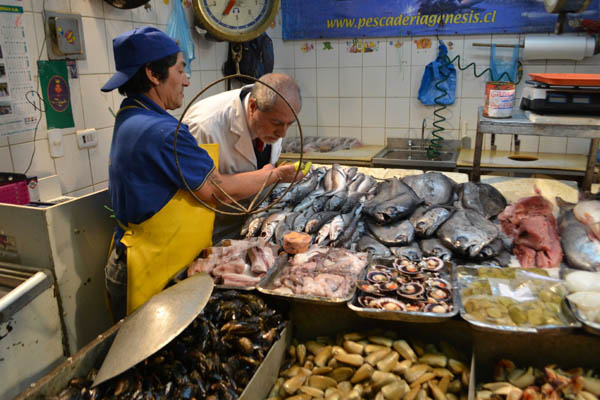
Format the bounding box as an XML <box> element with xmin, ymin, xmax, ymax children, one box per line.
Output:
<box><xmin>282</xmin><ymin>0</ymin><xmax>600</xmax><ymax>40</ymax></box>
<box><xmin>0</xmin><ymin>1</ymin><xmax>39</xmax><ymax>137</ymax></box>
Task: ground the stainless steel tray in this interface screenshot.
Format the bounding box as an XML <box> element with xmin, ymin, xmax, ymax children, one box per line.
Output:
<box><xmin>455</xmin><ymin>265</ymin><xmax>581</xmax><ymax>335</ymax></box>
<box><xmin>565</xmin><ymin>299</ymin><xmax>600</xmax><ymax>336</ymax></box>
<box><xmin>347</xmin><ymin>257</ymin><xmax>458</xmax><ymax>323</ymax></box>
<box><xmin>256</xmin><ymin>251</ymin><xmax>367</xmax><ymax>305</ymax></box>
<box><xmin>559</xmin><ymin>266</ymin><xmax>600</xmax><ymax>336</ymax></box>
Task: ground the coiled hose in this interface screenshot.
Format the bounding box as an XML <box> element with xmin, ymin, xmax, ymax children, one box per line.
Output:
<box><xmin>427</xmin><ymin>53</ymin><xmax>523</xmax><ymax>159</ymax></box>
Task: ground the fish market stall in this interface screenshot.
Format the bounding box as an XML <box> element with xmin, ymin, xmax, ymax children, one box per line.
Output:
<box><xmin>14</xmin><ymin>164</ymin><xmax>600</xmax><ymax>399</ymax></box>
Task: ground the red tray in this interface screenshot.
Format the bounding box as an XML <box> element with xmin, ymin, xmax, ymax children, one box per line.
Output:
<box><xmin>529</xmin><ymin>73</ymin><xmax>600</xmax><ymax>87</ymax></box>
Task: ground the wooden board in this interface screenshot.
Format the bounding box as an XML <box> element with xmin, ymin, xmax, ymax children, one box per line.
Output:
<box><xmin>457</xmin><ymin>148</ymin><xmax>587</xmax><ymax>172</ymax></box>
<box><xmin>525</xmin><ymin>111</ymin><xmax>600</xmax><ymax>126</ymax></box>
<box><xmin>279</xmin><ymin>145</ymin><xmax>385</xmax><ymax>165</ymax></box>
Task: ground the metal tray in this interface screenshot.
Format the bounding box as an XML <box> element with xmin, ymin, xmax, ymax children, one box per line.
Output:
<box><xmin>455</xmin><ymin>265</ymin><xmax>581</xmax><ymax>335</ymax></box>
<box><xmin>347</xmin><ymin>257</ymin><xmax>459</xmax><ymax>323</ymax></box>
<box><xmin>256</xmin><ymin>250</ymin><xmax>368</xmax><ymax>305</ymax></box>
<box><xmin>565</xmin><ymin>299</ymin><xmax>600</xmax><ymax>336</ymax></box>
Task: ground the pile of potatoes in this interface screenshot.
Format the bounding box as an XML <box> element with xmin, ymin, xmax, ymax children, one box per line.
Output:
<box><xmin>266</xmin><ymin>332</ymin><xmax>470</xmax><ymax>400</ymax></box>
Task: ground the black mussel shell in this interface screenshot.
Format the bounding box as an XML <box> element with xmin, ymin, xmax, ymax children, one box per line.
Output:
<box><xmin>427</xmin><ymin>286</ymin><xmax>452</xmax><ymax>302</ymax></box>
<box><xmin>367</xmin><ymin>270</ymin><xmax>391</xmax><ymax>284</ymax></box>
<box><xmin>371</xmin><ymin>297</ymin><xmax>407</xmax><ymax>311</ymax></box>
<box><xmin>419</xmin><ymin>257</ymin><xmax>445</xmax><ymax>272</ymax></box>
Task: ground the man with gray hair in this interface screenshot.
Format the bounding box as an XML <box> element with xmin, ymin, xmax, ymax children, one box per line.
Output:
<box><xmin>184</xmin><ymin>73</ymin><xmax>302</xmax><ymax>175</ymax></box>
<box><xmin>184</xmin><ymin>73</ymin><xmax>302</xmax><ymax>241</ymax></box>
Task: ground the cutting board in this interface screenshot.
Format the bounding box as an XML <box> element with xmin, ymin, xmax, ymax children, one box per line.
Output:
<box><xmin>279</xmin><ymin>145</ymin><xmax>385</xmax><ymax>165</ymax></box>
<box><xmin>525</xmin><ymin>111</ymin><xmax>600</xmax><ymax>126</ymax></box>
<box><xmin>457</xmin><ymin>148</ymin><xmax>587</xmax><ymax>172</ymax></box>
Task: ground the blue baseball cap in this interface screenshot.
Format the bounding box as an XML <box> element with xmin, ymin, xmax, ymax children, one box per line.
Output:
<box><xmin>101</xmin><ymin>26</ymin><xmax>180</xmax><ymax>92</ymax></box>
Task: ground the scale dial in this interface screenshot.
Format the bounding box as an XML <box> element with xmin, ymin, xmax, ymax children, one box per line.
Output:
<box><xmin>193</xmin><ymin>0</ymin><xmax>280</xmax><ymax>42</ymax></box>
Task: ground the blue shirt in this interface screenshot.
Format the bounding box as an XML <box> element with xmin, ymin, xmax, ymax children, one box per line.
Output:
<box><xmin>109</xmin><ymin>94</ymin><xmax>215</xmax><ymax>248</ymax></box>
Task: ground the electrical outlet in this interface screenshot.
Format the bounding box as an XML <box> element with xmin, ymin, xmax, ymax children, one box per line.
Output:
<box><xmin>76</xmin><ymin>128</ymin><xmax>97</xmax><ymax>149</ymax></box>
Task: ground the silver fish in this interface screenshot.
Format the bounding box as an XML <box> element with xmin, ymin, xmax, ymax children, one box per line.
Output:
<box><xmin>457</xmin><ymin>182</ymin><xmax>506</xmax><ymax>219</ymax></box>
<box><xmin>260</xmin><ymin>212</ymin><xmax>289</xmax><ymax>242</ymax></box>
<box><xmin>391</xmin><ymin>243</ymin><xmax>423</xmax><ymax>261</ymax></box>
<box><xmin>293</xmin><ymin>188</ymin><xmax>325</xmax><ymax>212</ymax></box>
<box><xmin>437</xmin><ymin>209</ymin><xmax>499</xmax><ymax>258</ymax></box>
<box><xmin>410</xmin><ymin>206</ymin><xmax>454</xmax><ymax>237</ymax></box>
<box><xmin>292</xmin><ymin>211</ymin><xmax>309</xmax><ymax>232</ymax></box>
<box><xmin>244</xmin><ymin>214</ymin><xmax>267</xmax><ymax>238</ymax></box>
<box><xmin>559</xmin><ymin>208</ymin><xmax>600</xmax><ymax>272</ymax></box>
<box><xmin>315</xmin><ymin>223</ymin><xmax>331</xmax><ymax>246</ymax></box>
<box><xmin>325</xmin><ymin>190</ymin><xmax>348</xmax><ymax>211</ymax></box>
<box><xmin>367</xmin><ymin>219</ymin><xmax>415</xmax><ymax>246</ymax></box>
<box><xmin>419</xmin><ymin>238</ymin><xmax>453</xmax><ymax>261</ymax></box>
<box><xmin>403</xmin><ymin>172</ymin><xmax>456</xmax><ymax>206</ymax></box>
<box><xmin>323</xmin><ymin>164</ymin><xmax>347</xmax><ymax>193</ymax></box>
<box><xmin>357</xmin><ymin>234</ymin><xmax>391</xmax><ymax>257</ymax></box>
<box><xmin>305</xmin><ymin>211</ymin><xmax>338</xmax><ymax>234</ymax></box>
<box><xmin>364</xmin><ymin>179</ymin><xmax>422</xmax><ymax>224</ymax></box>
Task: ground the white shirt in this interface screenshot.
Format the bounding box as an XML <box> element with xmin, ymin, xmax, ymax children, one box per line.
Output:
<box><xmin>183</xmin><ymin>86</ymin><xmax>282</xmax><ymax>175</ymax></box>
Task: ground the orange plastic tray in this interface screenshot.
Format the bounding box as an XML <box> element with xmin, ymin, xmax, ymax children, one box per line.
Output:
<box><xmin>529</xmin><ymin>73</ymin><xmax>600</xmax><ymax>87</ymax></box>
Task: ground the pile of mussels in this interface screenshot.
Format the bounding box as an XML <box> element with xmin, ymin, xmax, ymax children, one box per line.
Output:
<box><xmin>50</xmin><ymin>291</ymin><xmax>285</xmax><ymax>400</ymax></box>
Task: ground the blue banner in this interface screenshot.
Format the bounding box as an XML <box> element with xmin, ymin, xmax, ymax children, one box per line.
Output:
<box><xmin>282</xmin><ymin>0</ymin><xmax>599</xmax><ymax>40</ymax></box>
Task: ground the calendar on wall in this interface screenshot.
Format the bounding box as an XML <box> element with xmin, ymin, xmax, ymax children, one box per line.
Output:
<box><xmin>0</xmin><ymin>1</ymin><xmax>39</xmax><ymax>137</ymax></box>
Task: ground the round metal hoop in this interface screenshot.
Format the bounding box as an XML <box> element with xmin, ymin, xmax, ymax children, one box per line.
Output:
<box><xmin>173</xmin><ymin>73</ymin><xmax>304</xmax><ymax>216</ymax></box>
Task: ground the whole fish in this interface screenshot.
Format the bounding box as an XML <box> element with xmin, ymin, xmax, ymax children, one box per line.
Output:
<box><xmin>323</xmin><ymin>164</ymin><xmax>347</xmax><ymax>193</ymax></box>
<box><xmin>274</xmin><ymin>221</ymin><xmax>292</xmax><ymax>245</ymax></box>
<box><xmin>410</xmin><ymin>206</ymin><xmax>454</xmax><ymax>237</ymax></box>
<box><xmin>329</xmin><ymin>209</ymin><xmax>357</xmax><ymax>242</ymax></box>
<box><xmin>574</xmin><ymin>200</ymin><xmax>600</xmax><ymax>241</ymax></box>
<box><xmin>260</xmin><ymin>212</ymin><xmax>289</xmax><ymax>241</ymax></box>
<box><xmin>457</xmin><ymin>182</ymin><xmax>506</xmax><ymax>219</ymax></box>
<box><xmin>364</xmin><ymin>179</ymin><xmax>422</xmax><ymax>224</ymax></box>
<box><xmin>315</xmin><ymin>223</ymin><xmax>331</xmax><ymax>246</ymax></box>
<box><xmin>326</xmin><ymin>190</ymin><xmax>348</xmax><ymax>211</ymax></box>
<box><xmin>419</xmin><ymin>238</ymin><xmax>453</xmax><ymax>261</ymax></box>
<box><xmin>355</xmin><ymin>175</ymin><xmax>377</xmax><ymax>194</ymax></box>
<box><xmin>312</xmin><ymin>195</ymin><xmax>329</xmax><ymax>213</ymax></box>
<box><xmin>558</xmin><ymin>206</ymin><xmax>600</xmax><ymax>272</ymax></box>
<box><xmin>293</xmin><ymin>188</ymin><xmax>325</xmax><ymax>212</ymax></box>
<box><xmin>281</xmin><ymin>172</ymin><xmax>319</xmax><ymax>205</ymax></box>
<box><xmin>367</xmin><ymin>220</ymin><xmax>415</xmax><ymax>246</ymax></box>
<box><xmin>391</xmin><ymin>243</ymin><xmax>423</xmax><ymax>261</ymax></box>
<box><xmin>242</xmin><ymin>213</ymin><xmax>267</xmax><ymax>238</ymax></box>
<box><xmin>305</xmin><ymin>211</ymin><xmax>339</xmax><ymax>234</ymax></box>
<box><xmin>348</xmin><ymin>173</ymin><xmax>366</xmax><ymax>192</ymax></box>
<box><xmin>341</xmin><ymin>192</ymin><xmax>366</xmax><ymax>214</ymax></box>
<box><xmin>332</xmin><ymin>207</ymin><xmax>363</xmax><ymax>248</ymax></box>
<box><xmin>437</xmin><ymin>209</ymin><xmax>499</xmax><ymax>258</ymax></box>
<box><xmin>357</xmin><ymin>234</ymin><xmax>392</xmax><ymax>257</ymax></box>
<box><xmin>292</xmin><ymin>211</ymin><xmax>310</xmax><ymax>232</ymax></box>
<box><xmin>403</xmin><ymin>172</ymin><xmax>456</xmax><ymax>205</ymax></box>
<box><xmin>345</xmin><ymin>167</ymin><xmax>358</xmax><ymax>181</ymax></box>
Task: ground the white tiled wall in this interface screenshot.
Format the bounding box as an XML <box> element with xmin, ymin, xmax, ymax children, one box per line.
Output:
<box><xmin>3</xmin><ymin>4</ymin><xmax>600</xmax><ymax>196</ymax></box>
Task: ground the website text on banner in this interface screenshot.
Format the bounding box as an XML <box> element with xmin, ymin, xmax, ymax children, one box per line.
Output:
<box><xmin>281</xmin><ymin>0</ymin><xmax>599</xmax><ymax>40</ymax></box>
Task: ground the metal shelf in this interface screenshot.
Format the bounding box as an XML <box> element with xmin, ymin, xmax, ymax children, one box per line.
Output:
<box><xmin>472</xmin><ymin>107</ymin><xmax>600</xmax><ymax>190</ymax></box>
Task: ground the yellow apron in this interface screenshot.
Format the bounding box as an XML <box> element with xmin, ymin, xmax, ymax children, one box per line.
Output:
<box><xmin>113</xmin><ymin>106</ymin><xmax>219</xmax><ymax>313</ymax></box>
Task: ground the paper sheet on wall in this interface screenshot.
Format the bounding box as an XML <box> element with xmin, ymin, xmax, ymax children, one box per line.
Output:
<box><xmin>0</xmin><ymin>2</ymin><xmax>39</xmax><ymax>137</ymax></box>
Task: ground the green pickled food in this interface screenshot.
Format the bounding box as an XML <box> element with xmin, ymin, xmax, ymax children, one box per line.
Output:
<box><xmin>508</xmin><ymin>306</ymin><xmax>528</xmax><ymax>325</ymax></box>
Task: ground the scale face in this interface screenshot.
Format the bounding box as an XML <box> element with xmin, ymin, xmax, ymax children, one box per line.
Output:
<box><xmin>193</xmin><ymin>0</ymin><xmax>280</xmax><ymax>42</ymax></box>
